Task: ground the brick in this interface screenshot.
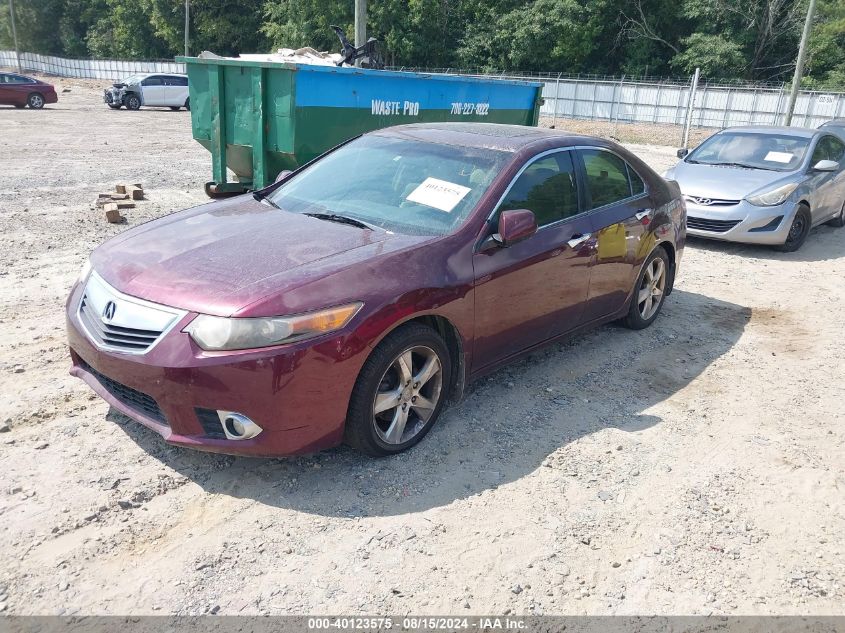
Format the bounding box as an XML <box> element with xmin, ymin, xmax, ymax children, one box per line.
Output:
<box><xmin>110</xmin><ymin>193</ymin><xmax>129</xmax><ymax>200</ymax></box>
<box><xmin>115</xmin><ymin>184</ymin><xmax>127</xmax><ymax>194</ymax></box>
<box><xmin>104</xmin><ymin>202</ymin><xmax>118</xmax><ymax>212</ymax></box>
<box><xmin>105</xmin><ymin>209</ymin><xmax>123</xmax><ymax>223</ymax></box>
<box><xmin>128</xmin><ymin>188</ymin><xmax>144</xmax><ymax>200</ymax></box>
<box><xmin>116</xmin><ymin>201</ymin><xmax>135</xmax><ymax>209</ymax></box>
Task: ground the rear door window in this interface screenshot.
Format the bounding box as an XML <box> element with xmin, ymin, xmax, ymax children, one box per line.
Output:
<box><xmin>580</xmin><ymin>149</ymin><xmax>639</xmax><ymax>209</ymax></box>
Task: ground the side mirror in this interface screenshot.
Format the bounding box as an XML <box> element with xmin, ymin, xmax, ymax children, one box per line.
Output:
<box><xmin>496</xmin><ymin>209</ymin><xmax>537</xmax><ymax>247</ymax></box>
<box><xmin>677</xmin><ymin>148</ymin><xmax>689</xmax><ymax>159</ymax></box>
<box><xmin>812</xmin><ymin>159</ymin><xmax>839</xmax><ymax>172</ymax></box>
<box><xmin>274</xmin><ymin>169</ymin><xmax>294</xmax><ymax>183</ymax></box>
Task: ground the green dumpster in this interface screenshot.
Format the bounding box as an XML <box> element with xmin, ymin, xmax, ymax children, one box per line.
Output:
<box><xmin>176</xmin><ymin>56</ymin><xmax>543</xmax><ymax>196</ymax></box>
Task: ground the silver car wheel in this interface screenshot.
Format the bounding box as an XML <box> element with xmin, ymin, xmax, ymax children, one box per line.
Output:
<box><xmin>373</xmin><ymin>345</ymin><xmax>443</xmax><ymax>445</ymax></box>
<box><xmin>637</xmin><ymin>257</ymin><xmax>666</xmax><ymax>320</ymax></box>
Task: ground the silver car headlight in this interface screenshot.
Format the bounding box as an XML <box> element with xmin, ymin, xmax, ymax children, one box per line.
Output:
<box><xmin>746</xmin><ymin>182</ymin><xmax>799</xmax><ymax>207</ymax></box>
<box><xmin>184</xmin><ymin>302</ymin><xmax>362</xmax><ymax>351</ymax></box>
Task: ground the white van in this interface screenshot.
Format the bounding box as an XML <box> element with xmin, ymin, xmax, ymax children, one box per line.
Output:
<box><xmin>103</xmin><ymin>74</ymin><xmax>190</xmax><ymax>111</ymax></box>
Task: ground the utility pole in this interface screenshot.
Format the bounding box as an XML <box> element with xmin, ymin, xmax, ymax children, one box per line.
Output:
<box><xmin>8</xmin><ymin>0</ymin><xmax>21</xmax><ymax>72</ymax></box>
<box><xmin>354</xmin><ymin>0</ymin><xmax>366</xmax><ymax>66</ymax></box>
<box><xmin>184</xmin><ymin>0</ymin><xmax>190</xmax><ymax>58</ymax></box>
<box><xmin>784</xmin><ymin>0</ymin><xmax>817</xmax><ymax>126</ymax></box>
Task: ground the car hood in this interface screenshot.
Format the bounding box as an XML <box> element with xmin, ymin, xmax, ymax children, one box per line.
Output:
<box><xmin>90</xmin><ymin>196</ymin><xmax>424</xmax><ymax>316</ymax></box>
<box><xmin>670</xmin><ymin>161</ymin><xmax>795</xmax><ymax>200</ymax></box>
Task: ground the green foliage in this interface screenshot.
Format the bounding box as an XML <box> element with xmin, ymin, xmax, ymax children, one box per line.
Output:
<box><xmin>670</xmin><ymin>33</ymin><xmax>745</xmax><ymax>78</ymax></box>
<box><xmin>0</xmin><ymin>0</ymin><xmax>843</xmax><ymax>87</ymax></box>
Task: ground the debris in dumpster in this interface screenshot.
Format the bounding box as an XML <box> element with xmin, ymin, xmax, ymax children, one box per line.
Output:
<box><xmin>331</xmin><ymin>26</ymin><xmax>384</xmax><ymax>69</ymax></box>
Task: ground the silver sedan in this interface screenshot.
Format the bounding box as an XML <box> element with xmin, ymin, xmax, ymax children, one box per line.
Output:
<box><xmin>664</xmin><ymin>126</ymin><xmax>845</xmax><ymax>251</ymax></box>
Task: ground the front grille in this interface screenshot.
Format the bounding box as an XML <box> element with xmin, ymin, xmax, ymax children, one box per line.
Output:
<box><xmin>195</xmin><ymin>408</ymin><xmax>227</xmax><ymax>439</ymax></box>
<box><xmin>80</xmin><ymin>359</ymin><xmax>168</xmax><ymax>426</ymax></box>
<box><xmin>79</xmin><ymin>295</ymin><xmax>164</xmax><ymax>352</ymax></box>
<box><xmin>687</xmin><ymin>217</ymin><xmax>742</xmax><ymax>233</ymax></box>
<box><xmin>684</xmin><ymin>196</ymin><xmax>741</xmax><ymax>207</ymax></box>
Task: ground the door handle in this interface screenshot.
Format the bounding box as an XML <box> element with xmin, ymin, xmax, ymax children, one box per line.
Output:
<box><xmin>567</xmin><ymin>233</ymin><xmax>592</xmax><ymax>248</ymax></box>
<box><xmin>635</xmin><ymin>209</ymin><xmax>653</xmax><ymax>221</ymax></box>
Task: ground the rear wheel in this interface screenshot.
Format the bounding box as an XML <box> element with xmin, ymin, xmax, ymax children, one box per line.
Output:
<box><xmin>777</xmin><ymin>204</ymin><xmax>811</xmax><ymax>252</ymax></box>
<box><xmin>184</xmin><ymin>98</ymin><xmax>190</xmax><ymax>111</ymax></box>
<box><xmin>125</xmin><ymin>94</ymin><xmax>141</xmax><ymax>110</ymax></box>
<box><xmin>169</xmin><ymin>106</ymin><xmax>180</xmax><ymax>111</ymax></box>
<box><xmin>345</xmin><ymin>323</ymin><xmax>451</xmax><ymax>457</ymax></box>
<box><xmin>27</xmin><ymin>93</ymin><xmax>45</xmax><ymax>109</ymax></box>
<box><xmin>826</xmin><ymin>201</ymin><xmax>845</xmax><ymax>228</ymax></box>
<box><xmin>622</xmin><ymin>247</ymin><xmax>670</xmax><ymax>330</ymax></box>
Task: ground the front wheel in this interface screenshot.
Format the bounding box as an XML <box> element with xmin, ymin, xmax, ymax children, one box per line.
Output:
<box><xmin>27</xmin><ymin>93</ymin><xmax>45</xmax><ymax>109</ymax></box>
<box><xmin>345</xmin><ymin>323</ymin><xmax>451</xmax><ymax>457</ymax></box>
<box><xmin>777</xmin><ymin>204</ymin><xmax>811</xmax><ymax>252</ymax></box>
<box><xmin>108</xmin><ymin>104</ymin><xmax>121</xmax><ymax>110</ymax></box>
<box><xmin>125</xmin><ymin>94</ymin><xmax>141</xmax><ymax>110</ymax></box>
<box><xmin>622</xmin><ymin>247</ymin><xmax>670</xmax><ymax>330</ymax></box>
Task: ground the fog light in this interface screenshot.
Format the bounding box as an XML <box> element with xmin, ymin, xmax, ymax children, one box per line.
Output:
<box><xmin>217</xmin><ymin>412</ymin><xmax>262</xmax><ymax>440</ymax></box>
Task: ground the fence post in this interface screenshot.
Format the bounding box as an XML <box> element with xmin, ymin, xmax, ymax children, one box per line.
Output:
<box><xmin>681</xmin><ymin>67</ymin><xmax>700</xmax><ymax>148</ymax></box>
<box><xmin>612</xmin><ymin>75</ymin><xmax>625</xmax><ymax>138</ymax></box>
<box><xmin>773</xmin><ymin>83</ymin><xmax>785</xmax><ymax>125</ymax></box>
<box><xmin>552</xmin><ymin>72</ymin><xmax>561</xmax><ymax>128</ymax></box>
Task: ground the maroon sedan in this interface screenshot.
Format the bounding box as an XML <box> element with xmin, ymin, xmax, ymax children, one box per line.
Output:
<box><xmin>0</xmin><ymin>72</ymin><xmax>58</xmax><ymax>108</ymax></box>
<box><xmin>66</xmin><ymin>123</ymin><xmax>685</xmax><ymax>457</ymax></box>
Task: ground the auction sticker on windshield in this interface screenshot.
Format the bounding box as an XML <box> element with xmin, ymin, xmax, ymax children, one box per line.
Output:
<box><xmin>406</xmin><ymin>178</ymin><xmax>471</xmax><ymax>212</ymax></box>
<box><xmin>764</xmin><ymin>151</ymin><xmax>794</xmax><ymax>164</ymax></box>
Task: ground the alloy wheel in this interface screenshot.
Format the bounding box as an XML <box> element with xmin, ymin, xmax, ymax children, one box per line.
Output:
<box><xmin>29</xmin><ymin>94</ymin><xmax>44</xmax><ymax>108</ymax></box>
<box><xmin>637</xmin><ymin>257</ymin><xmax>666</xmax><ymax>320</ymax></box>
<box><xmin>372</xmin><ymin>345</ymin><xmax>443</xmax><ymax>445</ymax></box>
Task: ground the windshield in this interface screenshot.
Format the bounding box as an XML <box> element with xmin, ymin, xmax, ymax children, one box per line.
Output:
<box><xmin>120</xmin><ymin>75</ymin><xmax>142</xmax><ymax>85</ymax></box>
<box><xmin>687</xmin><ymin>132</ymin><xmax>810</xmax><ymax>172</ymax></box>
<box><xmin>267</xmin><ymin>135</ymin><xmax>511</xmax><ymax>236</ymax></box>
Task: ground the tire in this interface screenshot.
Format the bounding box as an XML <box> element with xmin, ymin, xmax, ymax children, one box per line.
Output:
<box><xmin>27</xmin><ymin>93</ymin><xmax>45</xmax><ymax>109</ymax></box>
<box><xmin>125</xmin><ymin>94</ymin><xmax>141</xmax><ymax>110</ymax></box>
<box><xmin>826</xmin><ymin>201</ymin><xmax>845</xmax><ymax>228</ymax></box>
<box><xmin>777</xmin><ymin>204</ymin><xmax>811</xmax><ymax>252</ymax></box>
<box><xmin>184</xmin><ymin>98</ymin><xmax>190</xmax><ymax>111</ymax></box>
<box><xmin>345</xmin><ymin>323</ymin><xmax>452</xmax><ymax>457</ymax></box>
<box><xmin>622</xmin><ymin>246</ymin><xmax>670</xmax><ymax>330</ymax></box>
<box><xmin>169</xmin><ymin>106</ymin><xmax>180</xmax><ymax>111</ymax></box>
<box><xmin>108</xmin><ymin>104</ymin><xmax>121</xmax><ymax>110</ymax></box>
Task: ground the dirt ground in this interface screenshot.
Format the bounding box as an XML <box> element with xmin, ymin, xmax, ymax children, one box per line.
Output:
<box><xmin>1</xmin><ymin>78</ymin><xmax>843</xmax><ymax>617</ymax></box>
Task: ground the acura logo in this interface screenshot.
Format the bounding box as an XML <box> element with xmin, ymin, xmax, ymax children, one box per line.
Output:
<box><xmin>102</xmin><ymin>300</ymin><xmax>116</xmax><ymax>321</ymax></box>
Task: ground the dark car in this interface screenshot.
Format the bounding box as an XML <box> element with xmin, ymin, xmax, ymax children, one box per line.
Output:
<box><xmin>0</xmin><ymin>72</ymin><xmax>58</xmax><ymax>109</ymax></box>
<box><xmin>66</xmin><ymin>123</ymin><xmax>686</xmax><ymax>458</ymax></box>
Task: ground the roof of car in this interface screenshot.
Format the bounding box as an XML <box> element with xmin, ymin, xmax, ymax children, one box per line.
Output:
<box><xmin>720</xmin><ymin>125</ymin><xmax>819</xmax><ymax>138</ymax></box>
<box><xmin>821</xmin><ymin>118</ymin><xmax>845</xmax><ymax>127</ymax></box>
<box><xmin>371</xmin><ymin>122</ymin><xmax>598</xmax><ymax>152</ymax></box>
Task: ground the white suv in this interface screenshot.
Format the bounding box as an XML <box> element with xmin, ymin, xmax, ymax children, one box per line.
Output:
<box><xmin>103</xmin><ymin>73</ymin><xmax>190</xmax><ymax>111</ymax></box>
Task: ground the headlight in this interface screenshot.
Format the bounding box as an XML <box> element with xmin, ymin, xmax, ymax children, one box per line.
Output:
<box><xmin>746</xmin><ymin>182</ymin><xmax>799</xmax><ymax>207</ymax></box>
<box><xmin>78</xmin><ymin>259</ymin><xmax>91</xmax><ymax>284</ymax></box>
<box><xmin>184</xmin><ymin>302</ymin><xmax>363</xmax><ymax>351</ymax></box>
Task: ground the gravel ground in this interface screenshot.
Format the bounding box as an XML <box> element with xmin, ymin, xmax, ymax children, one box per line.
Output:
<box><xmin>1</xmin><ymin>78</ymin><xmax>844</xmax><ymax>617</ymax></box>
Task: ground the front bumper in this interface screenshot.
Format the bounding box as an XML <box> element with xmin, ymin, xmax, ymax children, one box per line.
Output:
<box><xmin>685</xmin><ymin>198</ymin><xmax>797</xmax><ymax>245</ymax></box>
<box><xmin>103</xmin><ymin>89</ymin><xmax>123</xmax><ymax>105</ymax></box>
<box><xmin>66</xmin><ymin>279</ymin><xmax>367</xmax><ymax>457</ymax></box>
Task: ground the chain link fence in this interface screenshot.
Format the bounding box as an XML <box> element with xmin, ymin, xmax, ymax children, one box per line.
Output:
<box><xmin>0</xmin><ymin>51</ymin><xmax>184</xmax><ymax>81</ymax></box>
<box><xmin>4</xmin><ymin>52</ymin><xmax>844</xmax><ymax>129</ymax></box>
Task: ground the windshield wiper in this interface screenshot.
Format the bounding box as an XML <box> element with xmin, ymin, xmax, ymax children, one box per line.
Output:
<box><xmin>304</xmin><ymin>212</ymin><xmax>377</xmax><ymax>231</ymax></box>
<box><xmin>700</xmin><ymin>161</ymin><xmax>767</xmax><ymax>170</ymax></box>
<box><xmin>252</xmin><ymin>190</ymin><xmax>281</xmax><ymax>210</ymax></box>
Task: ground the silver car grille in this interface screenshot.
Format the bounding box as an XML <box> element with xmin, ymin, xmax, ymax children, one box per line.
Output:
<box><xmin>683</xmin><ymin>195</ymin><xmax>741</xmax><ymax>207</ymax></box>
<box><xmin>77</xmin><ymin>272</ymin><xmax>186</xmax><ymax>354</ymax></box>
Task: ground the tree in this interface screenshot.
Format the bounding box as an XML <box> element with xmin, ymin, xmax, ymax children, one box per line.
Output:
<box><xmin>670</xmin><ymin>33</ymin><xmax>745</xmax><ymax>78</ymax></box>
